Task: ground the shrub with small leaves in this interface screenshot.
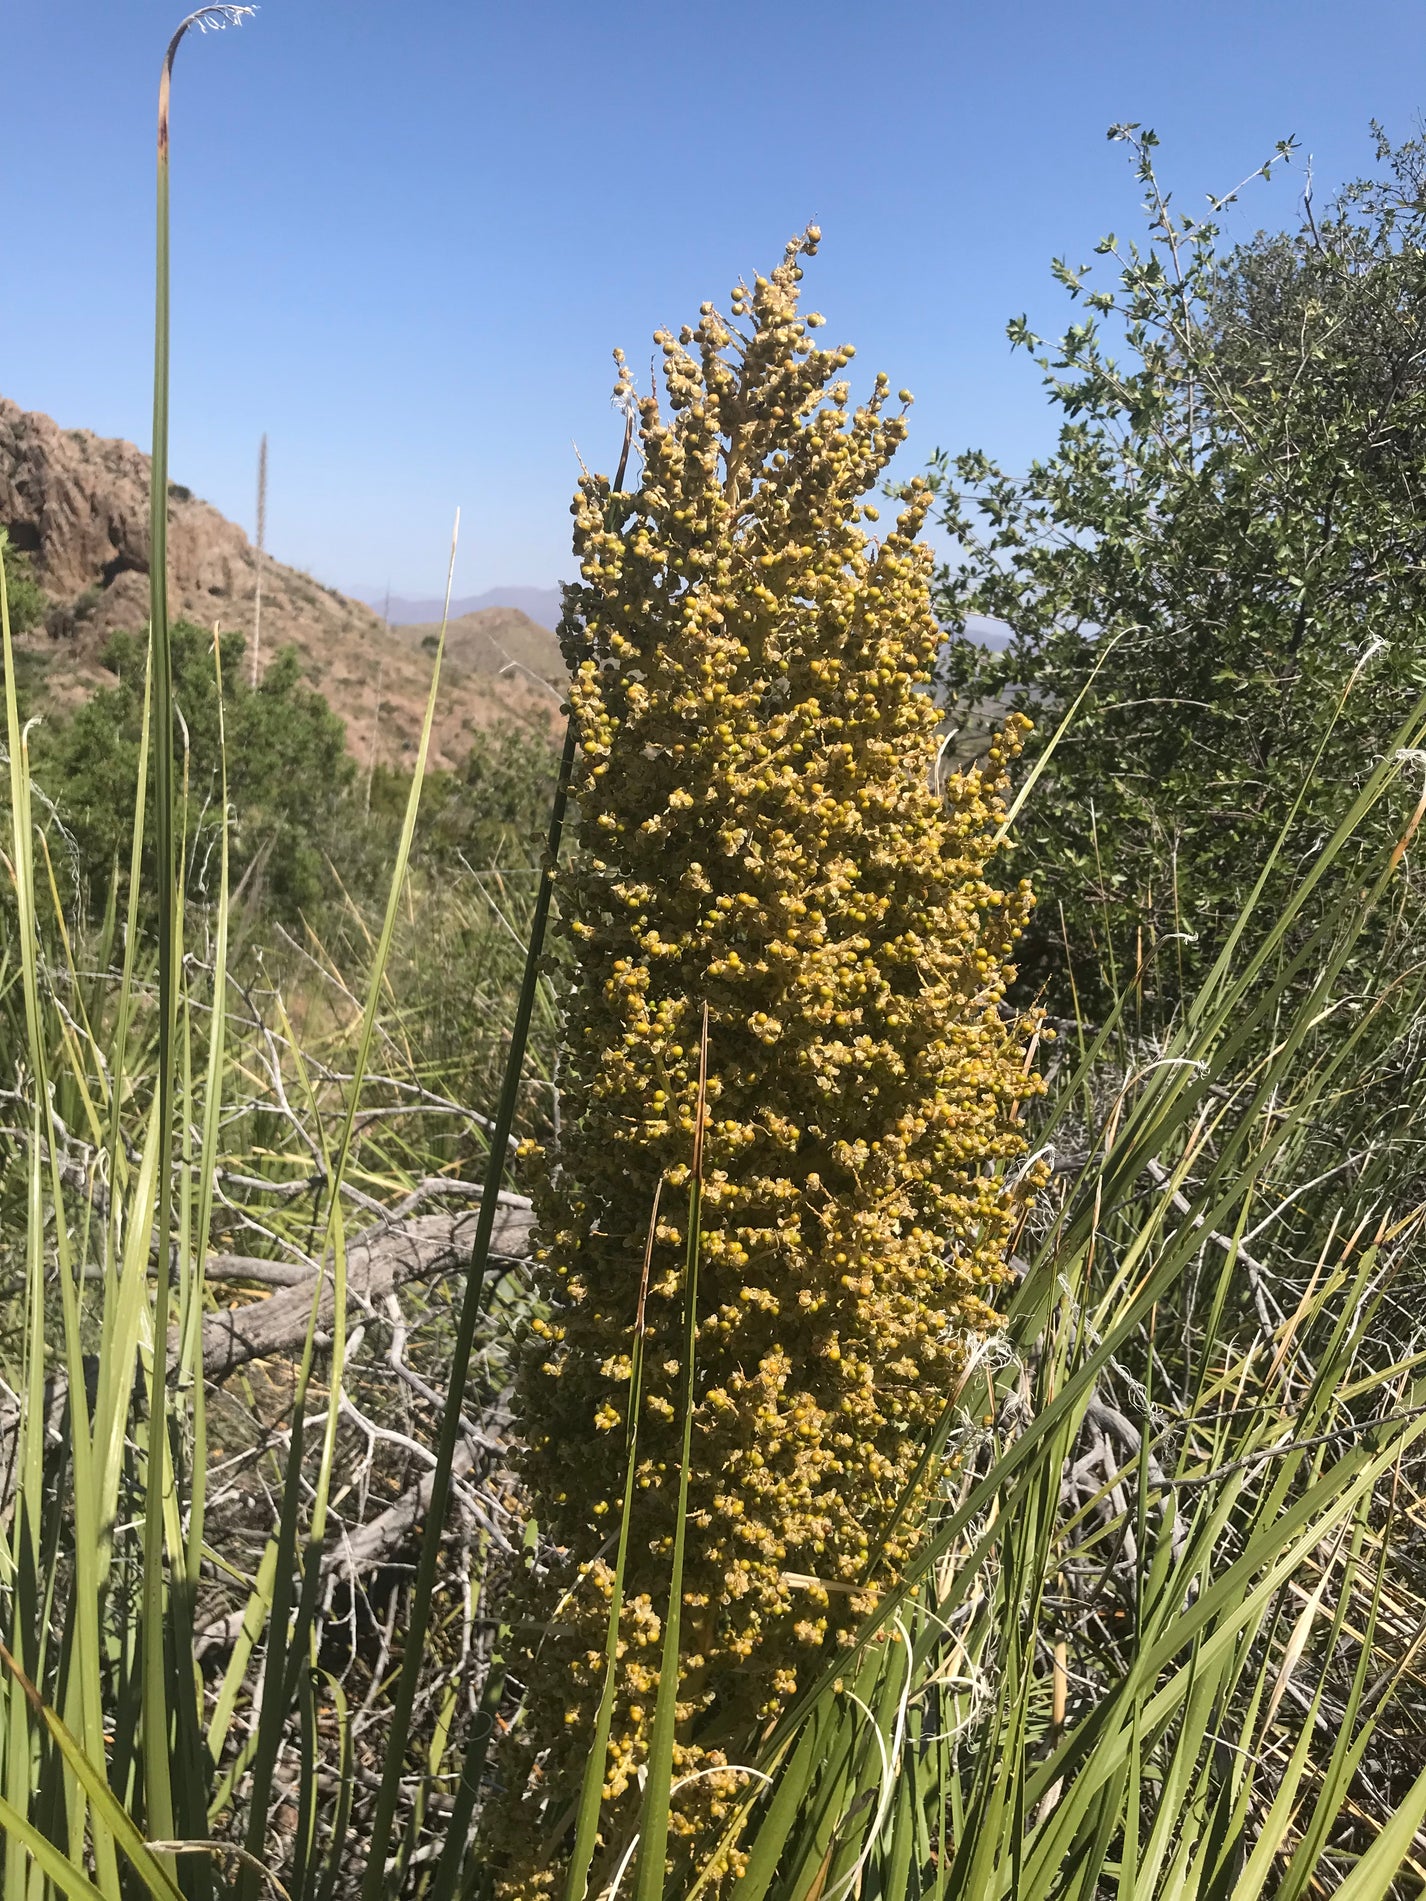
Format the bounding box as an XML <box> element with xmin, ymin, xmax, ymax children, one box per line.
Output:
<box><xmin>0</xmin><ymin>538</ymin><xmax>47</xmax><ymax>638</ymax></box>
<box><xmin>488</xmin><ymin>232</ymin><xmax>1040</xmax><ymax>1894</ymax></box>
<box><xmin>934</xmin><ymin>126</ymin><xmax>1426</xmax><ymax>1014</ymax></box>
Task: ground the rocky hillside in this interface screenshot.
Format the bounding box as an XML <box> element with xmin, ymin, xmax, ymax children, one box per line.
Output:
<box><xmin>0</xmin><ymin>397</ymin><xmax>563</xmax><ymax>767</ymax></box>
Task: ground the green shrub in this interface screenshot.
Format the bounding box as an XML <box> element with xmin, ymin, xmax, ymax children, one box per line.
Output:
<box><xmin>36</xmin><ymin>621</ymin><xmax>355</xmax><ymax>922</ymax></box>
<box><xmin>0</xmin><ymin>539</ymin><xmax>47</xmax><ymax>637</ymax></box>
<box><xmin>361</xmin><ymin>719</ymin><xmax>560</xmax><ymax>883</ymax></box>
<box><xmin>935</xmin><ymin>126</ymin><xmax>1426</xmax><ymax>1013</ymax></box>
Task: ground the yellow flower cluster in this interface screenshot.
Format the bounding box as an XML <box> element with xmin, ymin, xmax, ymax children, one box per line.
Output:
<box><xmin>487</xmin><ymin>231</ymin><xmax>1040</xmax><ymax>1895</ymax></box>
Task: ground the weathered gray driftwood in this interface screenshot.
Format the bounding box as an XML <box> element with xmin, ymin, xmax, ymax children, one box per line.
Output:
<box><xmin>198</xmin><ymin>1198</ymin><xmax>534</xmax><ymax>1380</ymax></box>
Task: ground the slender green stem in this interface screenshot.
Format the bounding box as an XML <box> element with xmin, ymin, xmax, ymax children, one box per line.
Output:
<box><xmin>632</xmin><ymin>1011</ymin><xmax>709</xmax><ymax>1901</ymax></box>
<box><xmin>559</xmin><ymin>1183</ymin><xmax>663</xmax><ymax>1901</ymax></box>
<box><xmin>145</xmin><ymin>9</ymin><xmax>253</xmax><ymax>1862</ymax></box>
<box><xmin>141</xmin><ymin>20</ymin><xmax>183</xmax><ymax>1855</ymax></box>
<box><xmin>359</xmin><ymin>707</ymin><xmax>580</xmax><ymax>1897</ymax></box>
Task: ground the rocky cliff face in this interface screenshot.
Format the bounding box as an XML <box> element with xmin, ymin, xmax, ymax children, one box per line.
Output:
<box><xmin>0</xmin><ymin>397</ymin><xmax>562</xmax><ymax>765</ymax></box>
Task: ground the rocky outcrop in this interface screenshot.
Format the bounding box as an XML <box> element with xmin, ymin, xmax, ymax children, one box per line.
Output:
<box><xmin>0</xmin><ymin>397</ymin><xmax>562</xmax><ymax>765</ymax></box>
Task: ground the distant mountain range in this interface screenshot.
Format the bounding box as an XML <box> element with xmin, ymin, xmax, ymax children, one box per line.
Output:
<box><xmin>345</xmin><ymin>587</ymin><xmax>1011</xmax><ymax>652</ymax></box>
<box><xmin>0</xmin><ymin>389</ymin><xmax>1008</xmax><ymax>771</ymax></box>
<box><xmin>0</xmin><ymin>397</ymin><xmax>565</xmax><ymax>766</ymax></box>
<box><xmin>348</xmin><ymin>584</ymin><xmax>566</xmax><ymax>633</ymax></box>
<box><xmin>962</xmin><ymin>616</ymin><xmax>1010</xmax><ymax>651</ymax></box>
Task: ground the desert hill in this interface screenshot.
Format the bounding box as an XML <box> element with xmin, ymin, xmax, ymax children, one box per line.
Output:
<box><xmin>390</xmin><ymin>606</ymin><xmax>564</xmax><ymax>687</ymax></box>
<box><xmin>0</xmin><ymin>397</ymin><xmax>564</xmax><ymax>768</ymax></box>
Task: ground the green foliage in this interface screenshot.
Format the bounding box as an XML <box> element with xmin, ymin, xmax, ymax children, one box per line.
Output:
<box><xmin>26</xmin><ymin>612</ymin><xmax>558</xmax><ymax>938</ymax></box>
<box><xmin>36</xmin><ymin>622</ymin><xmax>355</xmax><ymax>922</ymax></box>
<box><xmin>0</xmin><ymin>539</ymin><xmax>47</xmax><ymax>637</ymax></box>
<box><xmin>934</xmin><ymin>125</ymin><xmax>1426</xmax><ymax>1011</ymax></box>
<box><xmin>362</xmin><ymin>719</ymin><xmax>560</xmax><ymax>879</ymax></box>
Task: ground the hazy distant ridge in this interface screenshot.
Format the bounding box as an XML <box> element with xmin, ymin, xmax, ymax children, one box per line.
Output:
<box><xmin>350</xmin><ymin>584</ymin><xmax>565</xmax><ymax>632</ymax></box>
<box><xmin>351</xmin><ymin>586</ymin><xmax>1011</xmax><ymax>652</ymax></box>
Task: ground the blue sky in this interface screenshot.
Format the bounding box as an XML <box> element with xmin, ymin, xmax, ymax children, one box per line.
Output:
<box><xmin>5</xmin><ymin>1</ymin><xmax>1424</xmax><ymax>599</ymax></box>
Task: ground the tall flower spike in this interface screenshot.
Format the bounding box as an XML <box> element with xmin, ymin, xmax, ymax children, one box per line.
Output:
<box><xmin>486</xmin><ymin>230</ymin><xmax>1042</xmax><ymax>1896</ymax></box>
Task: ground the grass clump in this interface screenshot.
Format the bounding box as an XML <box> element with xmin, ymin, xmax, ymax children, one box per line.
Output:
<box><xmin>11</xmin><ymin>25</ymin><xmax>1426</xmax><ymax>1898</ymax></box>
<box><xmin>487</xmin><ymin>232</ymin><xmax>1043</xmax><ymax>1894</ymax></box>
